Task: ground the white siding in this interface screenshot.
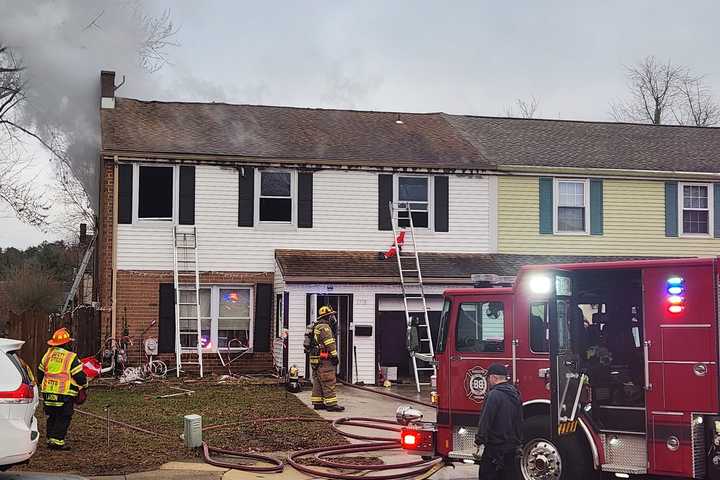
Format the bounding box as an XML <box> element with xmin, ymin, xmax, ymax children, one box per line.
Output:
<box><xmin>271</xmin><ymin>266</ymin><xmax>286</xmax><ymax>370</ymax></box>
<box><xmin>285</xmin><ymin>282</ymin><xmax>462</xmax><ymax>385</ymax></box>
<box><xmin>117</xmin><ymin>166</ymin><xmax>492</xmax><ymax>270</ymax></box>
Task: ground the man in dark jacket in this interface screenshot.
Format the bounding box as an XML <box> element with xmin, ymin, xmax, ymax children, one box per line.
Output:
<box><xmin>475</xmin><ymin>363</ymin><xmax>523</xmax><ymax>480</ymax></box>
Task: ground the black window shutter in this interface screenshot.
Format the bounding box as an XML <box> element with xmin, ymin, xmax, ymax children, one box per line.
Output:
<box><xmin>253</xmin><ymin>283</ymin><xmax>273</xmax><ymax>352</ymax></box>
<box><xmin>157</xmin><ymin>283</ymin><xmax>175</xmax><ymax>353</ymax></box>
<box><xmin>378</xmin><ymin>174</ymin><xmax>393</xmax><ymax>230</ymax></box>
<box><xmin>238</xmin><ymin>167</ymin><xmax>254</xmax><ymax>227</ymax></box>
<box><xmin>178</xmin><ymin>166</ymin><xmax>195</xmax><ymax>225</ymax></box>
<box><xmin>298</xmin><ymin>172</ymin><xmax>313</xmax><ymax>228</ymax></box>
<box><xmin>434</xmin><ymin>176</ymin><xmax>449</xmax><ymax>232</ymax></box>
<box><xmin>118</xmin><ymin>164</ymin><xmax>133</xmax><ymax>224</ymax></box>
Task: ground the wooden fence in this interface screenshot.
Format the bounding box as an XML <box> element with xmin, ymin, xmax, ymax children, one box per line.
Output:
<box><xmin>6</xmin><ymin>307</ymin><xmax>100</xmax><ymax>371</ymax></box>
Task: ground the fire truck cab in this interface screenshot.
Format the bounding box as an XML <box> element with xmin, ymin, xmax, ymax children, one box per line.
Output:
<box><xmin>398</xmin><ymin>257</ymin><xmax>720</xmax><ymax>479</ymax></box>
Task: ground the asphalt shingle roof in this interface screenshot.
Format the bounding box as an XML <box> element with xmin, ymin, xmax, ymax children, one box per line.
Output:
<box><xmin>101</xmin><ymin>99</ymin><xmax>487</xmax><ymax>169</ymax></box>
<box><xmin>445</xmin><ymin>114</ymin><xmax>720</xmax><ymax>173</ymax></box>
<box><xmin>102</xmin><ymin>97</ymin><xmax>720</xmax><ymax>173</ymax></box>
<box><xmin>275</xmin><ymin>250</ymin><xmax>654</xmax><ymax>283</ymax></box>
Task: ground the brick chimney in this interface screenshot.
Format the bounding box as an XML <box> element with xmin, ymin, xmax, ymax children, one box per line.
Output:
<box><xmin>101</xmin><ymin>70</ymin><xmax>116</xmax><ymax>109</ymax></box>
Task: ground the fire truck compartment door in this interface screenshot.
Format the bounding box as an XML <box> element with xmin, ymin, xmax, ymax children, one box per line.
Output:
<box><xmin>546</xmin><ymin>270</ymin><xmax>583</xmax><ymax>439</ymax></box>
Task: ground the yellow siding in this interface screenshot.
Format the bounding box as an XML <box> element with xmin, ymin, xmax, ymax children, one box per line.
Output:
<box><xmin>498</xmin><ymin>176</ymin><xmax>720</xmax><ymax>256</ymax></box>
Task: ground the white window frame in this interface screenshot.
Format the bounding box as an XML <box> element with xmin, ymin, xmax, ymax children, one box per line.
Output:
<box><xmin>132</xmin><ymin>163</ymin><xmax>179</xmax><ymax>223</ymax></box>
<box><xmin>254</xmin><ymin>169</ymin><xmax>296</xmax><ymax>227</ymax></box>
<box><xmin>394</xmin><ymin>174</ymin><xmax>434</xmax><ymax>230</ymax></box>
<box><xmin>679</xmin><ymin>182</ymin><xmax>714</xmax><ymax>237</ymax></box>
<box><xmin>553</xmin><ymin>178</ymin><xmax>590</xmax><ymax>235</ymax></box>
<box><xmin>178</xmin><ymin>284</ymin><xmax>254</xmax><ymax>352</ymax></box>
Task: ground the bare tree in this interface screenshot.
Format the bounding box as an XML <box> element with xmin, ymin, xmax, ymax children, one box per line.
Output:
<box><xmin>0</xmin><ymin>46</ymin><xmax>49</xmax><ymax>226</ymax></box>
<box><xmin>672</xmin><ymin>75</ymin><xmax>720</xmax><ymax>127</ymax></box>
<box><xmin>611</xmin><ymin>56</ymin><xmax>686</xmax><ymax>125</ymax></box>
<box><xmin>505</xmin><ymin>96</ymin><xmax>540</xmax><ymax>119</ymax></box>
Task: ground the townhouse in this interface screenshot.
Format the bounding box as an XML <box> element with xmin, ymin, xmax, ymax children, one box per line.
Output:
<box><xmin>97</xmin><ymin>70</ymin><xmax>720</xmax><ymax>385</ymax></box>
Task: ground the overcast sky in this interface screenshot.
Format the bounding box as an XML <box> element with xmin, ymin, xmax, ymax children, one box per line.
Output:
<box><xmin>3</xmin><ymin>0</ymin><xmax>720</xmax><ymax>248</ymax></box>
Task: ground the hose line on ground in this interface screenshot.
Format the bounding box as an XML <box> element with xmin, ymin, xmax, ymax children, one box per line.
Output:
<box><xmin>337</xmin><ymin>379</ymin><xmax>435</xmax><ymax>409</ymax></box>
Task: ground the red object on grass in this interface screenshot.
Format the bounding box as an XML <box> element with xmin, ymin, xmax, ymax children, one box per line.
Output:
<box><xmin>81</xmin><ymin>357</ymin><xmax>102</xmax><ymax>379</ymax></box>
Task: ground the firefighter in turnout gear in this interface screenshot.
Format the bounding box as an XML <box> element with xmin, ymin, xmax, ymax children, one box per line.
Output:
<box><xmin>309</xmin><ymin>306</ymin><xmax>345</xmax><ymax>411</ymax></box>
<box><xmin>37</xmin><ymin>328</ymin><xmax>87</xmax><ymax>450</ymax></box>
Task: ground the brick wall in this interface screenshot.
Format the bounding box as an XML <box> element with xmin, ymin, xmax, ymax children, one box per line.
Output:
<box><xmin>116</xmin><ymin>269</ymin><xmax>274</xmax><ymax>374</ymax></box>
<box><xmin>98</xmin><ymin>159</ymin><xmax>114</xmax><ymax>341</ymax></box>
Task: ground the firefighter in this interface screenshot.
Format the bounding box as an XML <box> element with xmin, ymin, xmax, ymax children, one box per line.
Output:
<box><xmin>474</xmin><ymin>363</ymin><xmax>522</xmax><ymax>480</ymax></box>
<box><xmin>309</xmin><ymin>306</ymin><xmax>345</xmax><ymax>412</ymax></box>
<box><xmin>37</xmin><ymin>327</ymin><xmax>87</xmax><ymax>450</ymax></box>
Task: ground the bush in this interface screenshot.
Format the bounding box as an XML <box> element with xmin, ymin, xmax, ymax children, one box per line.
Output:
<box><xmin>5</xmin><ymin>264</ymin><xmax>63</xmax><ymax>313</ymax></box>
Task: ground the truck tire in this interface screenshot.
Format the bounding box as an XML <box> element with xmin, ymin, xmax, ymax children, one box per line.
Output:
<box><xmin>520</xmin><ymin>415</ymin><xmax>596</xmax><ymax>480</ymax></box>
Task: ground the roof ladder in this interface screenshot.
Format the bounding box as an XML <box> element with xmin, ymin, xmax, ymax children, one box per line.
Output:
<box><xmin>389</xmin><ymin>201</ymin><xmax>436</xmax><ymax>393</ymax></box>
<box><xmin>173</xmin><ymin>225</ymin><xmax>203</xmax><ymax>378</ymax></box>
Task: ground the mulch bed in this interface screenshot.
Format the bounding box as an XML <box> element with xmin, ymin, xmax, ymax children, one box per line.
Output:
<box><xmin>16</xmin><ymin>377</ymin><xmax>347</xmax><ymax>475</ymax></box>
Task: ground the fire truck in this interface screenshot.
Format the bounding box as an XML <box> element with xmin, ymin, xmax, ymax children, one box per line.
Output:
<box><xmin>397</xmin><ymin>257</ymin><xmax>720</xmax><ymax>479</ymax></box>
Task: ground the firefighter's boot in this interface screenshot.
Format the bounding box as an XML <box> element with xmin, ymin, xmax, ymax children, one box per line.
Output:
<box><xmin>325</xmin><ymin>404</ymin><xmax>345</xmax><ymax>412</ymax></box>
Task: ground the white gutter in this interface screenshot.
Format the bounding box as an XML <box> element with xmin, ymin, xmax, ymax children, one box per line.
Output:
<box><xmin>497</xmin><ymin>164</ymin><xmax>720</xmax><ymax>181</ymax></box>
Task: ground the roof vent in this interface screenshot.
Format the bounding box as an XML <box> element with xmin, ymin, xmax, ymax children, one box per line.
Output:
<box><xmin>471</xmin><ymin>274</ymin><xmax>515</xmax><ymax>288</ymax></box>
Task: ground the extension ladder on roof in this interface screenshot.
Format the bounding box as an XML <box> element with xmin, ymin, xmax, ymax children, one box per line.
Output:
<box><xmin>172</xmin><ymin>225</ymin><xmax>203</xmax><ymax>378</ymax></box>
<box><xmin>389</xmin><ymin>201</ymin><xmax>436</xmax><ymax>393</ymax></box>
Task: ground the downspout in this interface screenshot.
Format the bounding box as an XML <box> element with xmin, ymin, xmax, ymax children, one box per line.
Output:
<box><xmin>111</xmin><ymin>156</ymin><xmax>119</xmax><ymax>340</ymax></box>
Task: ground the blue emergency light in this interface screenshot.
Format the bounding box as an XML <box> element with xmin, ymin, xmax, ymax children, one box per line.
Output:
<box><xmin>666</xmin><ymin>277</ymin><xmax>685</xmax><ymax>314</ymax></box>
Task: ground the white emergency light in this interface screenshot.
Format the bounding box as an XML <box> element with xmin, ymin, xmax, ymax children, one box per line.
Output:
<box><xmin>529</xmin><ymin>275</ymin><xmax>552</xmax><ymax>295</ymax></box>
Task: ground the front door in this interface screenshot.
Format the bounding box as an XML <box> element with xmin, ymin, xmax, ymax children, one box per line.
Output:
<box><xmin>313</xmin><ymin>294</ymin><xmax>353</xmax><ymax>382</ymax></box>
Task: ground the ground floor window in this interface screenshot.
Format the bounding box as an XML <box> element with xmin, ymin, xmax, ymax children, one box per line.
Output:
<box><xmin>178</xmin><ymin>285</ymin><xmax>253</xmax><ymax>350</ymax></box>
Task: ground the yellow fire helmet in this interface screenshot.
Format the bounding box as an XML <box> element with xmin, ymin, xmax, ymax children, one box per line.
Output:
<box><xmin>318</xmin><ymin>305</ymin><xmax>336</xmax><ymax>319</ymax></box>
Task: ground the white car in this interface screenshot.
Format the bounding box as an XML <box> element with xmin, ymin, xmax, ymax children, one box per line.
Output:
<box><xmin>0</xmin><ymin>338</ymin><xmax>39</xmax><ymax>470</ymax></box>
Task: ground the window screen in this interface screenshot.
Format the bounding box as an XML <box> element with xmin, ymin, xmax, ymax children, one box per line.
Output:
<box><xmin>455</xmin><ymin>301</ymin><xmax>505</xmax><ymax>353</ymax></box>
<box><xmin>557</xmin><ymin>181</ymin><xmax>585</xmax><ymax>232</ymax></box>
<box><xmin>139</xmin><ymin>166</ymin><xmax>173</xmax><ymax>219</ymax></box>
<box><xmin>682</xmin><ymin>184</ymin><xmax>710</xmax><ymax>234</ymax></box>
<box><xmin>260</xmin><ymin>171</ymin><xmax>292</xmax><ymax>222</ymax></box>
<box><xmin>398</xmin><ymin>176</ymin><xmax>429</xmax><ymax>228</ymax></box>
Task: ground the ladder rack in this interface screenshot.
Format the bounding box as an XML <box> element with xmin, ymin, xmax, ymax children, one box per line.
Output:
<box><xmin>389</xmin><ymin>201</ymin><xmax>436</xmax><ymax>393</ymax></box>
<box><xmin>172</xmin><ymin>226</ymin><xmax>203</xmax><ymax>377</ymax></box>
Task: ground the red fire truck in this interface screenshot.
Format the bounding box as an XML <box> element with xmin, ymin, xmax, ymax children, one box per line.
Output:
<box><xmin>397</xmin><ymin>257</ymin><xmax>720</xmax><ymax>479</ymax></box>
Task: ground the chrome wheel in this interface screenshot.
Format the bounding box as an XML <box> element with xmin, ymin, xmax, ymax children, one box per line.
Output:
<box><xmin>521</xmin><ymin>438</ymin><xmax>562</xmax><ymax>480</ymax></box>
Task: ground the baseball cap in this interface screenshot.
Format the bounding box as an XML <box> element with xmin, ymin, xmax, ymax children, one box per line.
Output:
<box><xmin>487</xmin><ymin>363</ymin><xmax>508</xmax><ymax>377</ymax></box>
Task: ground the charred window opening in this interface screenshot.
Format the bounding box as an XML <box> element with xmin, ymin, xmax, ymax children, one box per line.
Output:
<box><xmin>259</xmin><ymin>171</ymin><xmax>292</xmax><ymax>222</ymax></box>
<box><xmin>139</xmin><ymin>166</ymin><xmax>173</xmax><ymax>219</ymax></box>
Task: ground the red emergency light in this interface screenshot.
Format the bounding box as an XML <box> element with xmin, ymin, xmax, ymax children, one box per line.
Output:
<box><xmin>402</xmin><ymin>433</ymin><xmax>418</xmax><ymax>446</ymax></box>
<box><xmin>666</xmin><ymin>277</ymin><xmax>686</xmax><ymax>314</ymax></box>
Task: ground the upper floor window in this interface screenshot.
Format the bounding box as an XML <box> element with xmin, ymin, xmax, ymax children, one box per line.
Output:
<box><xmin>455</xmin><ymin>301</ymin><xmax>504</xmax><ymax>353</ymax></box>
<box><xmin>138</xmin><ymin>166</ymin><xmax>174</xmax><ymax>219</ymax></box>
<box><xmin>680</xmin><ymin>183</ymin><xmax>713</xmax><ymax>235</ymax></box>
<box><xmin>555</xmin><ymin>179</ymin><xmax>588</xmax><ymax>234</ymax></box>
<box><xmin>396</xmin><ymin>175</ymin><xmax>430</xmax><ymax>228</ymax></box>
<box><xmin>258</xmin><ymin>170</ymin><xmax>294</xmax><ymax>223</ymax></box>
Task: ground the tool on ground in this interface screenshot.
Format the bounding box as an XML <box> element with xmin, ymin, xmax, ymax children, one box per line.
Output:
<box><xmin>388</xmin><ymin>201</ymin><xmax>436</xmax><ymax>392</ymax></box>
<box><xmin>353</xmin><ymin>346</ymin><xmax>364</xmax><ymax>385</ymax></box>
<box><xmin>172</xmin><ymin>225</ymin><xmax>204</xmax><ymax>377</ymax></box>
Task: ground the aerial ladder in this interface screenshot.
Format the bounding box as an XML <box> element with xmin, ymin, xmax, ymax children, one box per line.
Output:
<box><xmin>172</xmin><ymin>226</ymin><xmax>203</xmax><ymax>377</ymax></box>
<box><xmin>388</xmin><ymin>201</ymin><xmax>436</xmax><ymax>392</ymax></box>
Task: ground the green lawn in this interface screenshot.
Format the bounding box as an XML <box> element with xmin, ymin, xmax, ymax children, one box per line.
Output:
<box><xmin>17</xmin><ymin>380</ymin><xmax>345</xmax><ymax>475</ymax></box>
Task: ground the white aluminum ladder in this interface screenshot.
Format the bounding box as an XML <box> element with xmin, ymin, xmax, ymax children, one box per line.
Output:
<box><xmin>172</xmin><ymin>226</ymin><xmax>203</xmax><ymax>377</ymax></box>
<box><xmin>389</xmin><ymin>201</ymin><xmax>436</xmax><ymax>392</ymax></box>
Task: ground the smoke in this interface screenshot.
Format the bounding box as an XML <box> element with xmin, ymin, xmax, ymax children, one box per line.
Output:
<box><xmin>0</xmin><ymin>0</ymin><xmax>178</xmax><ymax>215</ymax></box>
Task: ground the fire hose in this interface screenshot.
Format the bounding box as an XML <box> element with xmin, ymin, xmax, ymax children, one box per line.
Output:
<box><xmin>201</xmin><ymin>416</ymin><xmax>443</xmax><ymax>479</ymax></box>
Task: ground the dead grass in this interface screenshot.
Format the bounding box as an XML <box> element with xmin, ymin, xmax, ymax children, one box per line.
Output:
<box><xmin>16</xmin><ymin>379</ymin><xmax>346</xmax><ymax>475</ymax></box>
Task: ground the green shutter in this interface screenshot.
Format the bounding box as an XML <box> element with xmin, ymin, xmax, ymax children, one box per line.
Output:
<box><xmin>665</xmin><ymin>182</ymin><xmax>678</xmax><ymax>237</ymax></box>
<box><xmin>714</xmin><ymin>184</ymin><xmax>720</xmax><ymax>238</ymax></box>
<box><xmin>590</xmin><ymin>179</ymin><xmax>603</xmax><ymax>235</ymax></box>
<box><xmin>539</xmin><ymin>177</ymin><xmax>553</xmax><ymax>234</ymax></box>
